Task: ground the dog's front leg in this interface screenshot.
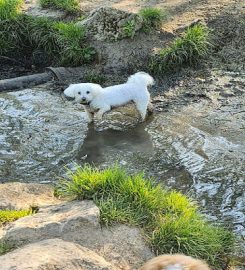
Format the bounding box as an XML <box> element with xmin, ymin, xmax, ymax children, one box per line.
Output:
<box><xmin>83</xmin><ymin>105</ymin><xmax>94</xmax><ymax>123</ymax></box>
<box><xmin>95</xmin><ymin>106</ymin><xmax>111</xmax><ymax>121</ymax></box>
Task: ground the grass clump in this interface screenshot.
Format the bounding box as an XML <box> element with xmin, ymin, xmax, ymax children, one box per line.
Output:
<box><xmin>0</xmin><ymin>209</ymin><xmax>32</xmax><ymax>226</ymax></box>
<box><xmin>139</xmin><ymin>7</ymin><xmax>167</xmax><ymax>31</ymax></box>
<box><xmin>0</xmin><ymin>0</ymin><xmax>23</xmax><ymax>20</ymax></box>
<box><xmin>40</xmin><ymin>0</ymin><xmax>80</xmax><ymax>13</ymax></box>
<box><xmin>0</xmin><ymin>242</ymin><xmax>13</xmax><ymax>255</ymax></box>
<box><xmin>0</xmin><ymin>15</ymin><xmax>95</xmax><ymax>66</ymax></box>
<box><xmin>122</xmin><ymin>20</ymin><xmax>136</xmax><ymax>39</ymax></box>
<box><xmin>56</xmin><ymin>164</ymin><xmax>235</xmax><ymax>269</ymax></box>
<box><xmin>84</xmin><ymin>72</ymin><xmax>106</xmax><ymax>84</ymax></box>
<box><xmin>0</xmin><ymin>209</ymin><xmax>35</xmax><ymax>255</ymax></box>
<box><xmin>150</xmin><ymin>24</ymin><xmax>211</xmax><ymax>74</ymax></box>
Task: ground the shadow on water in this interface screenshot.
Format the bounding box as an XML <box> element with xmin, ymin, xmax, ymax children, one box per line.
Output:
<box><xmin>77</xmin><ymin>121</ymin><xmax>154</xmax><ymax>165</ymax></box>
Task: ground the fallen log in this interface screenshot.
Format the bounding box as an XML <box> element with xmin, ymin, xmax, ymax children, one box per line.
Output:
<box><xmin>0</xmin><ymin>72</ymin><xmax>53</xmax><ymax>92</ymax></box>
<box><xmin>0</xmin><ymin>67</ymin><xmax>82</xmax><ymax>92</ymax></box>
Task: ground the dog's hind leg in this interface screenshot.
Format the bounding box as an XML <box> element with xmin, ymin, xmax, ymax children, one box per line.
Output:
<box><xmin>135</xmin><ymin>100</ymin><xmax>148</xmax><ymax>121</ymax></box>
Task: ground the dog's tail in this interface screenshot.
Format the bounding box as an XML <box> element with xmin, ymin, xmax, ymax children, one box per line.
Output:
<box><xmin>127</xmin><ymin>72</ymin><xmax>154</xmax><ymax>87</ymax></box>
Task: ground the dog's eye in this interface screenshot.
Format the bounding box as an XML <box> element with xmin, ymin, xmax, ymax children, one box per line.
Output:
<box><xmin>86</xmin><ymin>91</ymin><xmax>90</xmax><ymax>94</ymax></box>
<box><xmin>78</xmin><ymin>91</ymin><xmax>81</xmax><ymax>95</ymax></box>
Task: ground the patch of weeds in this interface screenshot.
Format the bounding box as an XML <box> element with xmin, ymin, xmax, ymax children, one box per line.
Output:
<box><xmin>0</xmin><ymin>15</ymin><xmax>95</xmax><ymax>66</ymax></box>
<box><xmin>40</xmin><ymin>0</ymin><xmax>80</xmax><ymax>13</ymax></box>
<box><xmin>122</xmin><ymin>20</ymin><xmax>136</xmax><ymax>39</ymax></box>
<box><xmin>139</xmin><ymin>7</ymin><xmax>167</xmax><ymax>31</ymax></box>
<box><xmin>53</xmin><ymin>21</ymin><xmax>95</xmax><ymax>65</ymax></box>
<box><xmin>0</xmin><ymin>0</ymin><xmax>23</xmax><ymax>20</ymax></box>
<box><xmin>0</xmin><ymin>209</ymin><xmax>32</xmax><ymax>226</ymax></box>
<box><xmin>84</xmin><ymin>72</ymin><xmax>106</xmax><ymax>84</ymax></box>
<box><xmin>0</xmin><ymin>241</ymin><xmax>15</xmax><ymax>255</ymax></box>
<box><xmin>73</xmin><ymin>14</ymin><xmax>87</xmax><ymax>22</ymax></box>
<box><xmin>56</xmin><ymin>164</ymin><xmax>236</xmax><ymax>269</ymax></box>
<box><xmin>150</xmin><ymin>24</ymin><xmax>211</xmax><ymax>74</ymax></box>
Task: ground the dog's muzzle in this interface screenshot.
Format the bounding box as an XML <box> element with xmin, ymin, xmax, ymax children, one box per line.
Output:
<box><xmin>80</xmin><ymin>101</ymin><xmax>91</xmax><ymax>106</ymax></box>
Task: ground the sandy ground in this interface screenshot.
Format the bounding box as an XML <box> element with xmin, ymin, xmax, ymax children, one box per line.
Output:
<box><xmin>24</xmin><ymin>0</ymin><xmax>243</xmax><ymax>32</ymax></box>
<box><xmin>77</xmin><ymin>0</ymin><xmax>241</xmax><ymax>32</ymax></box>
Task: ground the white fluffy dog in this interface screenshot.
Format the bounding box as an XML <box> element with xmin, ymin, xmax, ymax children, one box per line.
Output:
<box><xmin>64</xmin><ymin>72</ymin><xmax>154</xmax><ymax>122</ymax></box>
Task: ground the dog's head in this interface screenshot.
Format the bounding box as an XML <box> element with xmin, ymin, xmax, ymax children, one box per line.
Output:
<box><xmin>64</xmin><ymin>83</ymin><xmax>102</xmax><ymax>104</ymax></box>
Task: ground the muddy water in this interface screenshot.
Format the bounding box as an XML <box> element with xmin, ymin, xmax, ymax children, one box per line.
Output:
<box><xmin>78</xmin><ymin>122</ymin><xmax>193</xmax><ymax>189</ymax></box>
<box><xmin>0</xmin><ymin>87</ymin><xmax>88</xmax><ymax>183</ymax></box>
<box><xmin>78</xmin><ymin>121</ymin><xmax>154</xmax><ymax>164</ymax></box>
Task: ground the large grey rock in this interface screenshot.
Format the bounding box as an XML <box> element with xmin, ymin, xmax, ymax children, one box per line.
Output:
<box><xmin>0</xmin><ymin>199</ymin><xmax>153</xmax><ymax>269</ymax></box>
<box><xmin>0</xmin><ymin>238</ymin><xmax>119</xmax><ymax>270</ymax></box>
<box><xmin>0</xmin><ymin>200</ymin><xmax>100</xmax><ymax>244</ymax></box>
<box><xmin>76</xmin><ymin>7</ymin><xmax>143</xmax><ymax>41</ymax></box>
<box><xmin>0</xmin><ymin>86</ymin><xmax>88</xmax><ymax>183</ymax></box>
<box><xmin>0</xmin><ymin>182</ymin><xmax>60</xmax><ymax>210</ymax></box>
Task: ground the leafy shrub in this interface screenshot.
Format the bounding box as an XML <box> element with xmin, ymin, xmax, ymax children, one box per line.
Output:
<box><xmin>40</xmin><ymin>0</ymin><xmax>80</xmax><ymax>12</ymax></box>
<box><xmin>0</xmin><ymin>15</ymin><xmax>95</xmax><ymax>66</ymax></box>
<box><xmin>56</xmin><ymin>164</ymin><xmax>235</xmax><ymax>269</ymax></box>
<box><xmin>0</xmin><ymin>0</ymin><xmax>23</xmax><ymax>20</ymax></box>
<box><xmin>139</xmin><ymin>7</ymin><xmax>167</xmax><ymax>31</ymax></box>
<box><xmin>150</xmin><ymin>24</ymin><xmax>211</xmax><ymax>73</ymax></box>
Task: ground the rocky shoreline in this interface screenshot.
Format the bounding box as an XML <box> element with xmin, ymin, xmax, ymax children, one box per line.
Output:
<box><xmin>0</xmin><ymin>183</ymin><xmax>153</xmax><ymax>270</ymax></box>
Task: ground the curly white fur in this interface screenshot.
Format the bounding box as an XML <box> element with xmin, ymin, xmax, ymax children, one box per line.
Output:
<box><xmin>140</xmin><ymin>254</ymin><xmax>211</xmax><ymax>270</ymax></box>
<box><xmin>64</xmin><ymin>72</ymin><xmax>154</xmax><ymax>122</ymax></box>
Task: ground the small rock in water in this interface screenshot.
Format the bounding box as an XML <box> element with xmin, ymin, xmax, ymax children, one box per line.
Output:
<box><xmin>94</xmin><ymin>103</ymin><xmax>153</xmax><ymax>131</ymax></box>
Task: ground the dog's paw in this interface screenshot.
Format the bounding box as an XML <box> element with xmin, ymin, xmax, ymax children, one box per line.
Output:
<box><xmin>94</xmin><ymin>114</ymin><xmax>103</xmax><ymax>122</ymax></box>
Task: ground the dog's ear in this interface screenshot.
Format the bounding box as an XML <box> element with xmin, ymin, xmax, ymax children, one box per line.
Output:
<box><xmin>64</xmin><ymin>85</ymin><xmax>76</xmax><ymax>98</ymax></box>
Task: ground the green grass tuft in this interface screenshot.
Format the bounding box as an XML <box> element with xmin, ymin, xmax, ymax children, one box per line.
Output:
<box><xmin>0</xmin><ymin>15</ymin><xmax>95</xmax><ymax>66</ymax></box>
<box><xmin>0</xmin><ymin>0</ymin><xmax>23</xmax><ymax>20</ymax></box>
<box><xmin>139</xmin><ymin>7</ymin><xmax>167</xmax><ymax>31</ymax></box>
<box><xmin>0</xmin><ymin>209</ymin><xmax>32</xmax><ymax>226</ymax></box>
<box><xmin>56</xmin><ymin>164</ymin><xmax>235</xmax><ymax>269</ymax></box>
<box><xmin>122</xmin><ymin>20</ymin><xmax>136</xmax><ymax>39</ymax></box>
<box><xmin>84</xmin><ymin>72</ymin><xmax>106</xmax><ymax>84</ymax></box>
<box><xmin>0</xmin><ymin>241</ymin><xmax>13</xmax><ymax>255</ymax></box>
<box><xmin>0</xmin><ymin>209</ymin><xmax>35</xmax><ymax>255</ymax></box>
<box><xmin>40</xmin><ymin>0</ymin><xmax>80</xmax><ymax>13</ymax></box>
<box><xmin>150</xmin><ymin>24</ymin><xmax>211</xmax><ymax>73</ymax></box>
<box><xmin>151</xmin><ymin>215</ymin><xmax>234</xmax><ymax>266</ymax></box>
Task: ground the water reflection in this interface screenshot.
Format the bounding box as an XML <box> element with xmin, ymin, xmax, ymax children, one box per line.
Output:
<box><xmin>78</xmin><ymin>123</ymin><xmax>154</xmax><ymax>164</ymax></box>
